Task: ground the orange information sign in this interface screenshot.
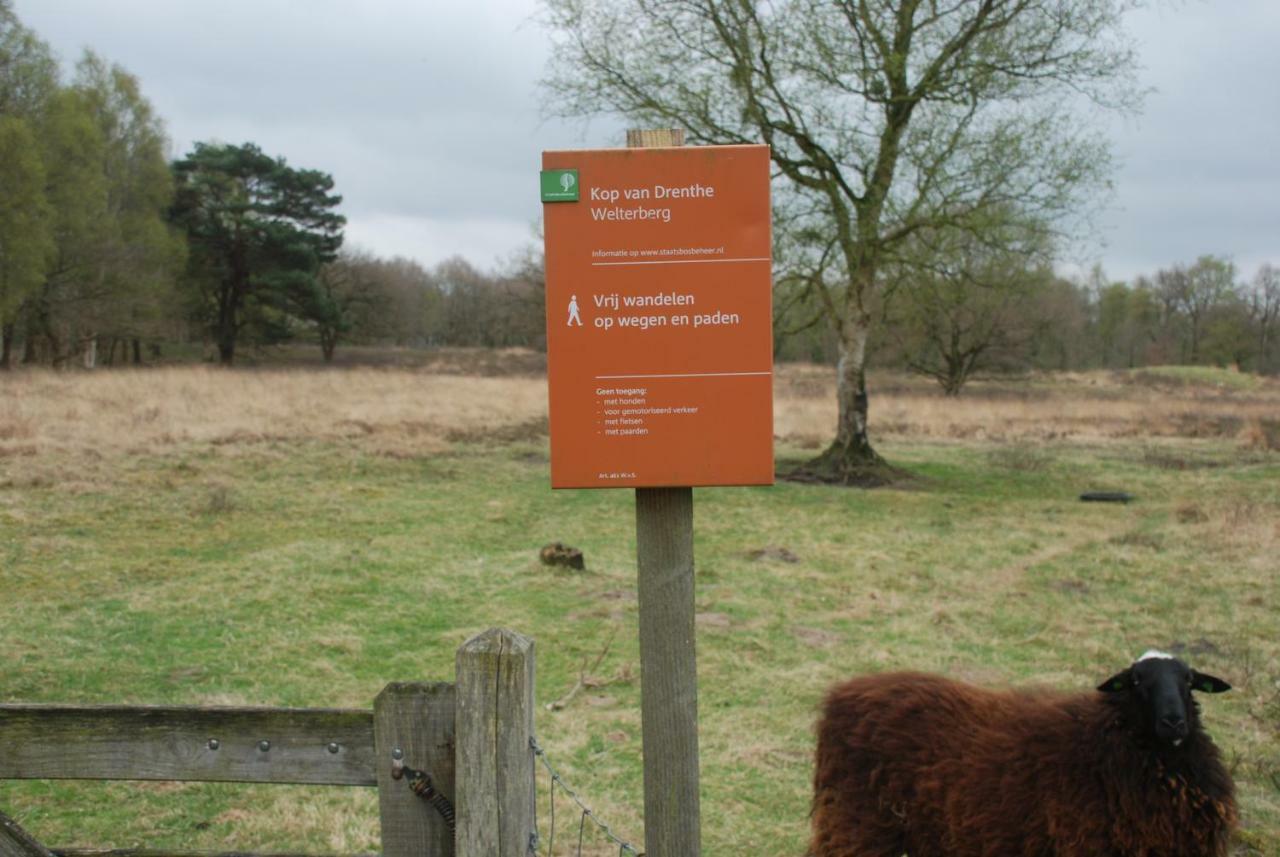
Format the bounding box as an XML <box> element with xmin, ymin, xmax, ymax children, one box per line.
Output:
<box><xmin>541</xmin><ymin>144</ymin><xmax>773</xmax><ymax>488</ymax></box>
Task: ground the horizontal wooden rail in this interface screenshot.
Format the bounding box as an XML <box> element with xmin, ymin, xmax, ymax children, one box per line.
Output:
<box><xmin>0</xmin><ymin>705</ymin><xmax>377</xmax><ymax>786</ymax></box>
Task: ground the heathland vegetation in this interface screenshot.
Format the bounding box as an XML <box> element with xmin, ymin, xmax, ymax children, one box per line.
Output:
<box><xmin>1</xmin><ymin>357</ymin><xmax>1277</xmax><ymax>852</ymax></box>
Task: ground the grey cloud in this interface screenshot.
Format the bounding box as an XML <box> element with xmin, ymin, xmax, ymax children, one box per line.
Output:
<box><xmin>17</xmin><ymin>0</ymin><xmax>1276</xmax><ymax>277</ymax></box>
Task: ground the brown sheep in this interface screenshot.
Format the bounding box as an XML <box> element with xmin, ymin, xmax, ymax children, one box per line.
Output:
<box><xmin>810</xmin><ymin>651</ymin><xmax>1235</xmax><ymax>856</ymax></box>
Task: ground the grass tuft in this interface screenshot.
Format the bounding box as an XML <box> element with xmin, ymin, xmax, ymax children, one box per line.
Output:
<box><xmin>198</xmin><ymin>482</ymin><xmax>236</xmax><ymax>515</ymax></box>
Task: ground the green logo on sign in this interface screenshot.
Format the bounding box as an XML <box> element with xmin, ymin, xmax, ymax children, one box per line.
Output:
<box><xmin>541</xmin><ymin>169</ymin><xmax>579</xmax><ymax>202</ymax></box>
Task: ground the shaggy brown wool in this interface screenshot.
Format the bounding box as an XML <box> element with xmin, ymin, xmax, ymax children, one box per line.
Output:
<box><xmin>810</xmin><ymin>672</ymin><xmax>1235</xmax><ymax>856</ymax></box>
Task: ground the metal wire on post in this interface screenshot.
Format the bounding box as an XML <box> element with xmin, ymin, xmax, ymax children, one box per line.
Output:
<box><xmin>530</xmin><ymin>736</ymin><xmax>642</xmax><ymax>856</ymax></box>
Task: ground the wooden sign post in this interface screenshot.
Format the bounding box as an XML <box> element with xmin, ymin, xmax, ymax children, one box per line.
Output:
<box><xmin>542</xmin><ymin>130</ymin><xmax>772</xmax><ymax>856</ymax></box>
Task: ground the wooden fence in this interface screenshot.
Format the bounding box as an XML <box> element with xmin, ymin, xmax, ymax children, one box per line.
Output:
<box><xmin>0</xmin><ymin>628</ymin><xmax>535</xmax><ymax>857</ymax></box>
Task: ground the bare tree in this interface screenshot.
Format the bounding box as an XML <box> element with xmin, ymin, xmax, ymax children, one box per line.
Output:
<box><xmin>307</xmin><ymin>249</ymin><xmax>385</xmax><ymax>361</ymax></box>
<box><xmin>886</xmin><ymin>215</ymin><xmax>1052</xmax><ymax>395</ymax></box>
<box><xmin>1248</xmin><ymin>263</ymin><xmax>1279</xmax><ymax>374</ymax></box>
<box><xmin>541</xmin><ymin>0</ymin><xmax>1143</xmax><ymax>483</ymax></box>
<box><xmin>1155</xmin><ymin>255</ymin><xmax>1237</xmax><ymax>364</ymax></box>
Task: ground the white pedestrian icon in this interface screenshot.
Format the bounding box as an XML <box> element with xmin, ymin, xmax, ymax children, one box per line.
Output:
<box><xmin>567</xmin><ymin>295</ymin><xmax>583</xmax><ymax>327</ymax></box>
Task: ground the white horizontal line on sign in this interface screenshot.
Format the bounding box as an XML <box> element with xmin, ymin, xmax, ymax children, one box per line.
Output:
<box><xmin>590</xmin><ymin>257</ymin><xmax>771</xmax><ymax>267</ymax></box>
<box><xmin>595</xmin><ymin>371</ymin><xmax>774</xmax><ymax>379</ymax></box>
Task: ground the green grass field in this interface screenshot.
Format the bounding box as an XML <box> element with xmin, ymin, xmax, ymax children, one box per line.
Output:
<box><xmin>1</xmin><ymin>362</ymin><xmax>1277</xmax><ymax>854</ymax></box>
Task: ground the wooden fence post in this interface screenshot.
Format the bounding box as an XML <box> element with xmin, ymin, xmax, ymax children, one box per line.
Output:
<box><xmin>374</xmin><ymin>682</ymin><xmax>457</xmax><ymax>857</ymax></box>
<box><xmin>455</xmin><ymin>628</ymin><xmax>536</xmax><ymax>857</ymax></box>
<box><xmin>631</xmin><ymin>126</ymin><xmax>702</xmax><ymax>857</ymax></box>
<box><xmin>636</xmin><ymin>485</ymin><xmax>700</xmax><ymax>856</ymax></box>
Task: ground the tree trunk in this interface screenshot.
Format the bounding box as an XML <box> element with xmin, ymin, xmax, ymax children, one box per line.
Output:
<box><xmin>0</xmin><ymin>323</ymin><xmax>11</xmax><ymax>370</ymax></box>
<box><xmin>216</xmin><ymin>291</ymin><xmax>238</xmax><ymax>365</ymax></box>
<box><xmin>321</xmin><ymin>329</ymin><xmax>337</xmax><ymax>363</ymax></box>
<box><xmin>46</xmin><ymin>330</ymin><xmax>64</xmax><ymax>369</ymax></box>
<box><xmin>215</xmin><ymin>271</ymin><xmax>244</xmax><ymax>366</ymax></box>
<box><xmin>22</xmin><ymin>307</ymin><xmax>41</xmax><ymax>364</ymax></box>
<box><xmin>788</xmin><ymin>312</ymin><xmax>897</xmax><ymax>486</ymax></box>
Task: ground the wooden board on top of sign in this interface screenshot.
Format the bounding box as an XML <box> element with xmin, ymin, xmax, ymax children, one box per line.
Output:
<box><xmin>541</xmin><ymin>144</ymin><xmax>773</xmax><ymax>489</ymax></box>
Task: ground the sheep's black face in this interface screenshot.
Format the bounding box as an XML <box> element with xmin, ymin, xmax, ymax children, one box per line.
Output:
<box><xmin>1097</xmin><ymin>653</ymin><xmax>1231</xmax><ymax>747</ymax></box>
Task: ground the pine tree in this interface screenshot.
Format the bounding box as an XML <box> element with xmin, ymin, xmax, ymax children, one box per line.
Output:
<box><xmin>170</xmin><ymin>142</ymin><xmax>345</xmax><ymax>364</ymax></box>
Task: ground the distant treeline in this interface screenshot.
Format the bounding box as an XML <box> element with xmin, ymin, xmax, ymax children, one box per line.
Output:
<box><xmin>778</xmin><ymin>256</ymin><xmax>1280</xmax><ymax>391</ymax></box>
<box><xmin>0</xmin><ymin>2</ymin><xmax>548</xmax><ymax>369</ymax></box>
<box><xmin>1</xmin><ymin>3</ymin><xmax>1275</xmax><ymax>386</ymax></box>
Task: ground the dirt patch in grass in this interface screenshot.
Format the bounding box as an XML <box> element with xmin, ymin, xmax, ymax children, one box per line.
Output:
<box><xmin>792</xmin><ymin>626</ymin><xmax>842</xmax><ymax>648</ymax></box>
<box><xmin>1141</xmin><ymin>447</ymin><xmax>1231</xmax><ymax>470</ymax></box>
<box><xmin>695</xmin><ymin>612</ymin><xmax>733</xmax><ymax>629</ymax></box>
<box><xmin>446</xmin><ymin>416</ymin><xmax>548</xmax><ymax>445</ymax></box>
<box><xmin>746</xmin><ymin>545</ymin><xmax>801</xmax><ymax>564</ymax></box>
<box><xmin>1175</xmin><ymin>503</ymin><xmax>1210</xmax><ymax>524</ymax></box>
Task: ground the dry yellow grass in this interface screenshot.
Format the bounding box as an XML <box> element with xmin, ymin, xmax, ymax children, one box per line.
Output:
<box><xmin>4</xmin><ymin>361</ymin><xmax>1276</xmax><ymax>470</ymax></box>
<box><xmin>1</xmin><ymin>366</ymin><xmax>548</xmax><ymax>461</ymax></box>
<box><xmin>774</xmin><ymin>363</ymin><xmax>1280</xmax><ymax>448</ymax></box>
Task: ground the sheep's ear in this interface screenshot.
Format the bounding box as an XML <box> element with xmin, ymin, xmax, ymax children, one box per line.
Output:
<box><xmin>1190</xmin><ymin>671</ymin><xmax>1231</xmax><ymax>693</ymax></box>
<box><xmin>1097</xmin><ymin>669</ymin><xmax>1132</xmax><ymax>693</ymax></box>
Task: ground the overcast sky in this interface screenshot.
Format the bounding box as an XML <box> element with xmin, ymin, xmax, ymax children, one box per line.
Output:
<box><xmin>15</xmin><ymin>0</ymin><xmax>1279</xmax><ymax>283</ymax></box>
